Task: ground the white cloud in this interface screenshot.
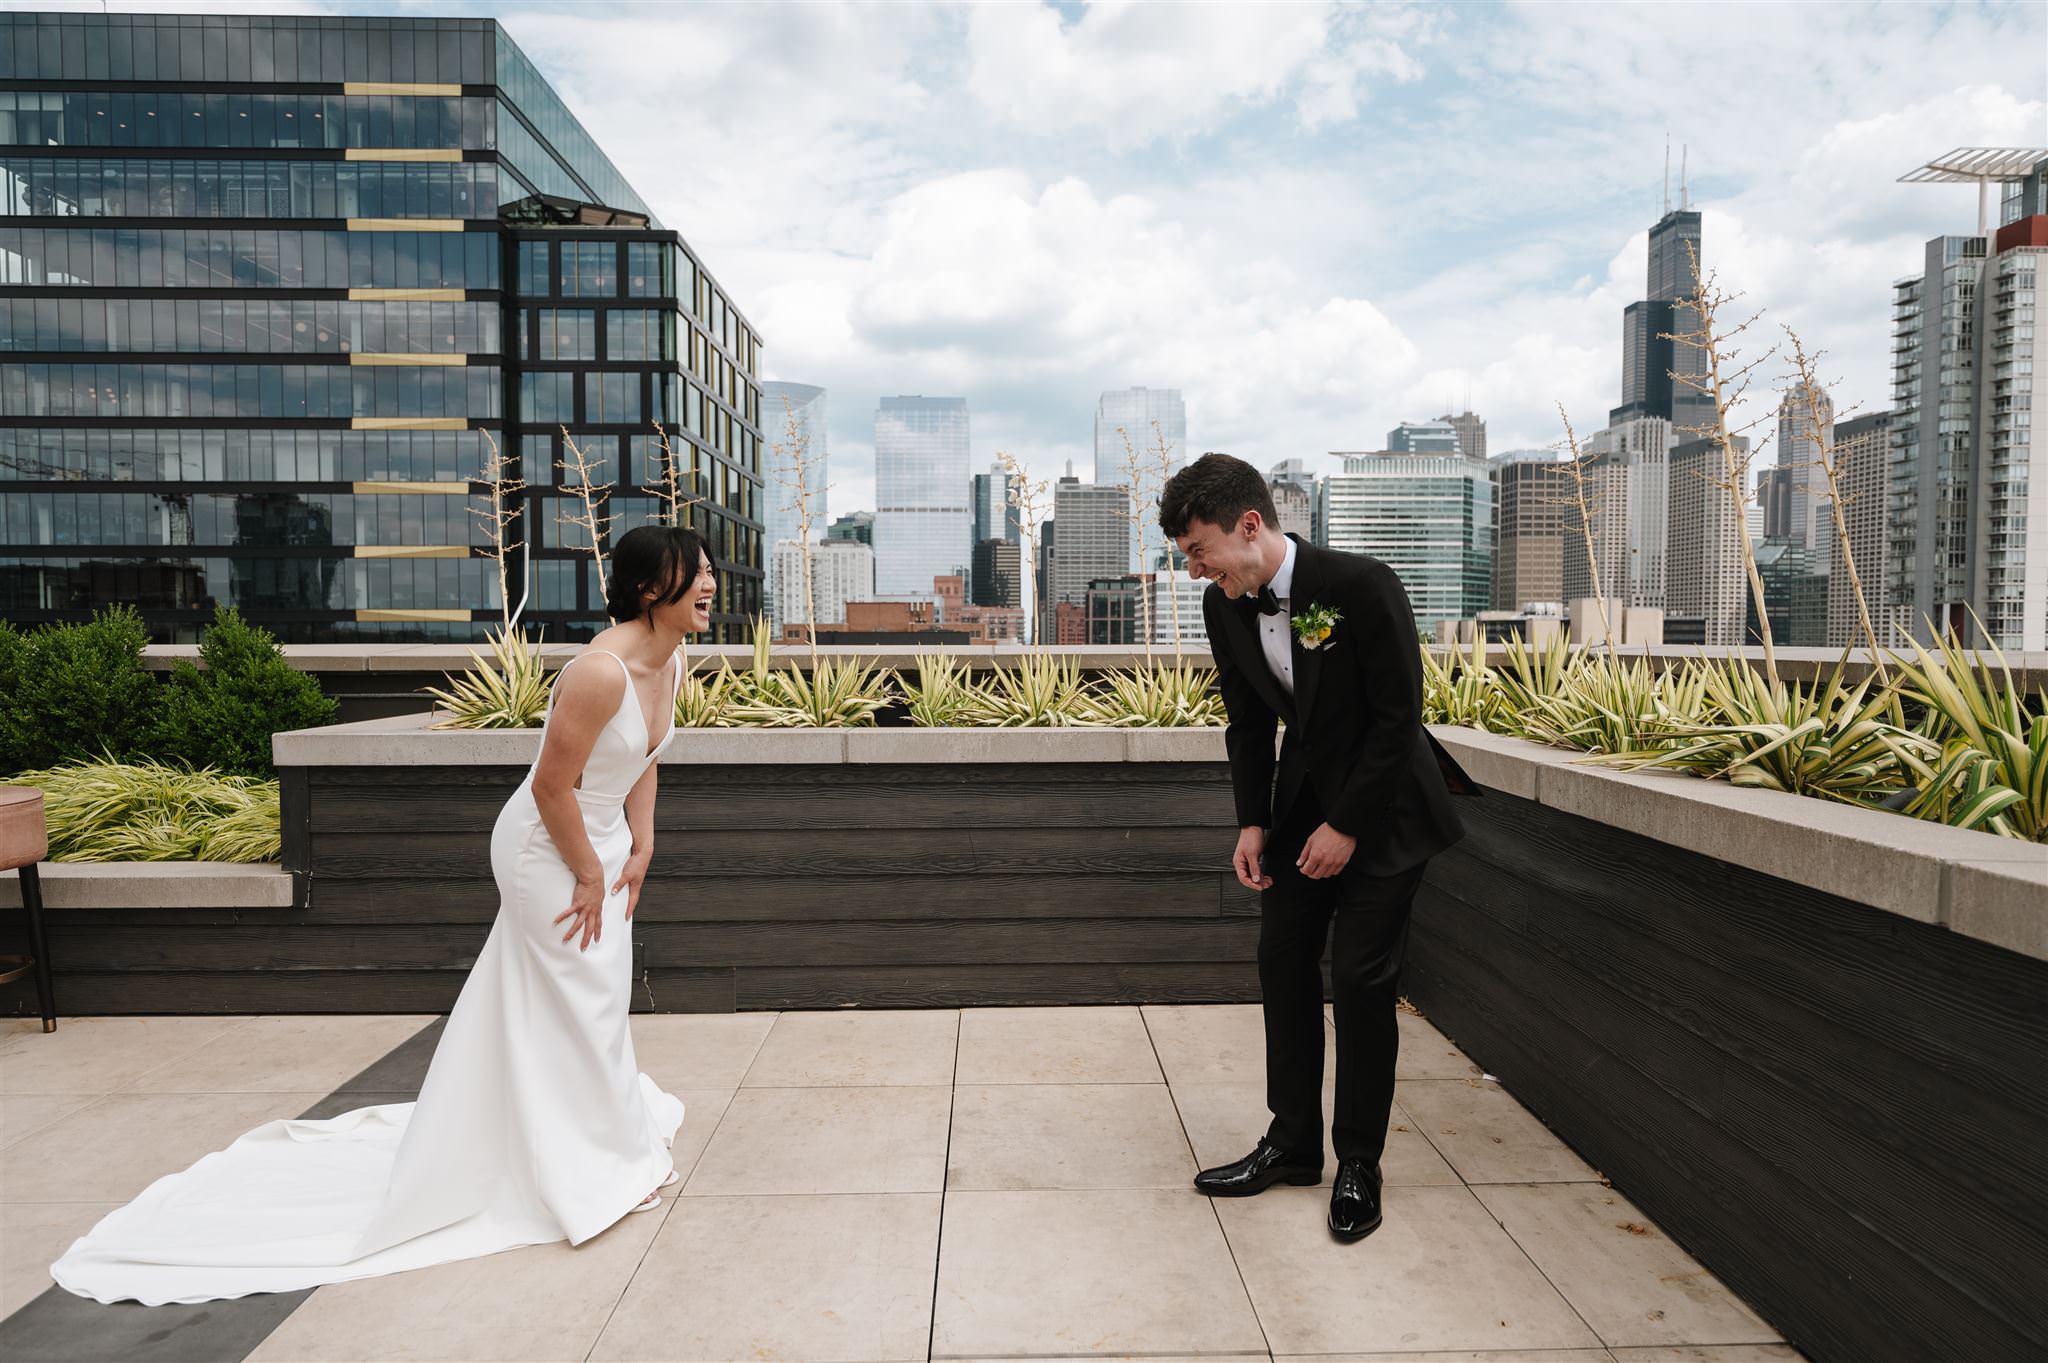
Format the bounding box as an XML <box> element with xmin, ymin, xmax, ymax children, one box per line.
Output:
<box><xmin>963</xmin><ymin>0</ymin><xmax>1334</xmax><ymax>149</ymax></box>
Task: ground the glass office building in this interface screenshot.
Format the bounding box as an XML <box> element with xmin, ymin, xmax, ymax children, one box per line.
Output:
<box><xmin>1318</xmin><ymin>451</ymin><xmax>1494</xmax><ymax>632</ymax></box>
<box><xmin>872</xmin><ymin>395</ymin><xmax>969</xmax><ymax>600</ymax></box>
<box><xmin>0</xmin><ymin>11</ymin><xmax>762</xmax><ymax>641</ymax></box>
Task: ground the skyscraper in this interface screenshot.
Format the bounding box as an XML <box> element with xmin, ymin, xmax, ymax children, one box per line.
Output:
<box><xmin>1439</xmin><ymin>411</ymin><xmax>1488</xmax><ymax>462</ymax></box>
<box><xmin>1611</xmin><ymin>207</ymin><xmax>1712</xmax><ymax>435</ymax></box>
<box><xmin>1049</xmin><ymin>474</ymin><xmax>1132</xmax><ymax>622</ymax></box>
<box><xmin>1386</xmin><ymin>420</ymin><xmax>1462</xmax><ymax>455</ymax></box>
<box><xmin>1318</xmin><ymin>452</ymin><xmax>1493</xmax><ymax>631</ymax></box>
<box><xmin>1758</xmin><ymin>466</ymin><xmax>1797</xmax><ymax>541</ymax></box>
<box><xmin>1827</xmin><ymin>412</ymin><xmax>1893</xmax><ymax>649</ymax></box>
<box><xmin>826</xmin><ymin>510</ymin><xmax>874</xmax><ymax>546</ymax></box>
<box><xmin>970</xmin><ymin>537</ymin><xmax>1022</xmax><ymax>610</ymax></box>
<box><xmin>1562</xmin><ymin>416</ymin><xmax>1671</xmax><ymax>614</ymax></box>
<box><xmin>773</xmin><ymin>538</ymin><xmax>872</xmax><ymax>629</ymax></box>
<box><xmin>1886</xmin><ymin>149</ymin><xmax>2048</xmax><ymax>648</ymax></box>
<box><xmin>970</xmin><ymin>464</ymin><xmax>1019</xmax><ymax>548</ymax></box>
<box><xmin>0</xmin><ymin>10</ymin><xmax>764</xmax><ymax>642</ymax></box>
<box><xmin>1667</xmin><ymin>436</ymin><xmax>1748</xmax><ymax>646</ymax></box>
<box><xmin>760</xmin><ymin>381</ymin><xmax>827</xmax><ymax>624</ymax></box>
<box><xmin>1093</xmin><ymin>387</ymin><xmax>1184</xmax><ymax>570</ymax></box>
<box><xmin>1775</xmin><ymin>381</ymin><xmax>1834</xmax><ymax>551</ymax></box>
<box><xmin>1493</xmin><ymin>452</ymin><xmax>1571</xmax><ymax>612</ymax></box>
<box><xmin>872</xmin><ymin>395</ymin><xmax>969</xmax><ymax>599</ymax></box>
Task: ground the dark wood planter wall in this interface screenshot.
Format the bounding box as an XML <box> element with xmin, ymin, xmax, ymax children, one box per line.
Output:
<box><xmin>32</xmin><ymin>752</ymin><xmax>1261</xmax><ymax>1015</ymax></box>
<box><xmin>1405</xmin><ymin>785</ymin><xmax>2048</xmax><ymax>1363</ymax></box>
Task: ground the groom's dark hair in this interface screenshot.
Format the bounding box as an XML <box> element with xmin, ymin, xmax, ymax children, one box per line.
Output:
<box><xmin>1158</xmin><ymin>452</ymin><xmax>1279</xmax><ymax>538</ymax></box>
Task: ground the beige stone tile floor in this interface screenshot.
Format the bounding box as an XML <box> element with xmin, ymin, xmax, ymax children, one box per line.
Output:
<box><xmin>0</xmin><ymin>1006</ymin><xmax>1802</xmax><ymax>1363</ymax></box>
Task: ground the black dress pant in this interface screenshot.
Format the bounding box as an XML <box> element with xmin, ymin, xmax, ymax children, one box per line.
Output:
<box><xmin>1258</xmin><ymin>803</ymin><xmax>1427</xmax><ymax>1167</ymax></box>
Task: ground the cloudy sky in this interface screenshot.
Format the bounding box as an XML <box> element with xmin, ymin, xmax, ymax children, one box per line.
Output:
<box><xmin>35</xmin><ymin>0</ymin><xmax>2048</xmax><ymax>515</ymax></box>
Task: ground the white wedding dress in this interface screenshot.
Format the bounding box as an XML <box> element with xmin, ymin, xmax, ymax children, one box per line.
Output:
<box><xmin>52</xmin><ymin>649</ymin><xmax>687</xmax><ymax>1306</ymax></box>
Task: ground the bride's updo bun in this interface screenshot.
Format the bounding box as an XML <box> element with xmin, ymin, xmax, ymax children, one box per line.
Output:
<box><xmin>606</xmin><ymin>524</ymin><xmax>709</xmax><ymax>624</ymax></box>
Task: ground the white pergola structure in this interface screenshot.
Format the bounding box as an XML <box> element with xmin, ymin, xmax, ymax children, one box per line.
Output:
<box><xmin>1898</xmin><ymin>148</ymin><xmax>2048</xmax><ymax>234</ymax></box>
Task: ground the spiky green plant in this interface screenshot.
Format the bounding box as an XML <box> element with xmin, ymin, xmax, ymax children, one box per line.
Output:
<box><xmin>1494</xmin><ymin>632</ymin><xmax>1577</xmax><ymax>724</ymax></box>
<box><xmin>11</xmin><ymin>758</ymin><xmax>280</xmax><ymax>863</ymax></box>
<box><xmin>425</xmin><ymin>627</ymin><xmax>552</xmax><ymax>729</ymax></box>
<box><xmin>713</xmin><ymin>619</ymin><xmax>892</xmax><ymax>728</ymax></box>
<box><xmin>1088</xmin><ymin>663</ymin><xmax>1227</xmax><ymax>727</ymax></box>
<box><xmin>964</xmin><ymin>655</ymin><xmax>1100</xmax><ymax>727</ymax></box>
<box><xmin>1891</xmin><ymin>634</ymin><xmax>2047</xmax><ymax>841</ymax></box>
<box><xmin>1422</xmin><ymin>637</ymin><xmax>1504</xmax><ymax>730</ymax></box>
<box><xmin>1513</xmin><ymin>654</ymin><xmax>1677</xmax><ymax>753</ymax></box>
<box><xmin>674</xmin><ymin>660</ymin><xmax>735</xmax><ymax>728</ymax></box>
<box><xmin>903</xmin><ymin>652</ymin><xmax>981</xmax><ymax>727</ymax></box>
<box><xmin>1582</xmin><ymin>657</ymin><xmax>1933</xmax><ymax>805</ymax></box>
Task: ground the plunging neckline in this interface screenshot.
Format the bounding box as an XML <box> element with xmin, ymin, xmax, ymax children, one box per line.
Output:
<box><xmin>585</xmin><ymin>649</ymin><xmax>678</xmax><ymax>760</ymax></box>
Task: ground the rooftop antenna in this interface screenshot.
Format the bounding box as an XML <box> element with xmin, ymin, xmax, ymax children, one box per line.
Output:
<box><xmin>1681</xmin><ymin>144</ymin><xmax>1690</xmax><ymax>211</ymax></box>
<box><xmin>1662</xmin><ymin>136</ymin><xmax>1671</xmax><ymax>216</ymax></box>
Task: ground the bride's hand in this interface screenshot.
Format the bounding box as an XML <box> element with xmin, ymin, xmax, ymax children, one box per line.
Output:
<box><xmin>612</xmin><ymin>846</ymin><xmax>653</xmax><ymax>921</ymax></box>
<box><xmin>554</xmin><ymin>872</ymin><xmax>607</xmax><ymax>951</ymax></box>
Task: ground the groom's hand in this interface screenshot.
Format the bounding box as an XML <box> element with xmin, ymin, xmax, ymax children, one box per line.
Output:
<box><xmin>1296</xmin><ymin>823</ymin><xmax>1356</xmax><ymax>880</ymax></box>
<box><xmin>1233</xmin><ymin>826</ymin><xmax>1274</xmax><ymax>891</ymax></box>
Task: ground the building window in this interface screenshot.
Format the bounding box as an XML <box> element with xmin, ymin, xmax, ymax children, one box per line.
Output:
<box><xmin>560</xmin><ymin>240</ymin><xmax>616</xmax><ymax>298</ymax></box>
<box><xmin>520</xmin><ymin>370</ymin><xmax>573</xmax><ymax>423</ymax></box>
<box><xmin>517</xmin><ymin>240</ymin><xmax>549</xmax><ymax>296</ymax></box>
<box><xmin>583</xmin><ymin>371</ymin><xmax>641</xmax><ymax>425</ymax></box>
<box><xmin>535</xmin><ymin>308</ymin><xmax>594</xmax><ymax>361</ymax></box>
<box><xmin>626</xmin><ymin>241</ymin><xmax>667</xmax><ymax>297</ymax></box>
<box><xmin>605</xmin><ymin>308</ymin><xmax>670</xmax><ymax>361</ymax></box>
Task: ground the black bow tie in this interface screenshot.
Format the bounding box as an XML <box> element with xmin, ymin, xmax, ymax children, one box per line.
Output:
<box><xmin>1252</xmin><ymin>584</ymin><xmax>1285</xmax><ymax>617</ymax></box>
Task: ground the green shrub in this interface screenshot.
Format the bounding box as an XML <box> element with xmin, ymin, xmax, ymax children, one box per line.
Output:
<box><xmin>0</xmin><ymin>606</ymin><xmax>161</xmax><ymax>774</ymax></box>
<box><xmin>154</xmin><ymin>605</ymin><xmax>337</xmax><ymax>776</ymax></box>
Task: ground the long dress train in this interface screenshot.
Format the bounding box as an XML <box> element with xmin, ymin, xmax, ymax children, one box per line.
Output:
<box><xmin>51</xmin><ymin>649</ymin><xmax>686</xmax><ymax>1306</ymax></box>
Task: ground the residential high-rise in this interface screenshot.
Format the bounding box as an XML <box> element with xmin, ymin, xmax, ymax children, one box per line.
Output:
<box><xmin>872</xmin><ymin>395</ymin><xmax>969</xmax><ymax>599</ymax></box>
<box><xmin>1386</xmin><ymin>420</ymin><xmax>1462</xmax><ymax>455</ymax></box>
<box><xmin>1266</xmin><ymin>459</ymin><xmax>1319</xmax><ymax>542</ymax></box>
<box><xmin>970</xmin><ymin>537</ymin><xmax>1022</xmax><ymax>610</ymax></box>
<box><xmin>1561</xmin><ymin>416</ymin><xmax>1672</xmax><ymax>614</ymax></box>
<box><xmin>1775</xmin><ymin>381</ymin><xmax>1834</xmax><ymax>551</ymax></box>
<box><xmin>1438</xmin><ymin>411</ymin><xmax>1487</xmax><ymax>462</ymax></box>
<box><xmin>0</xmin><ymin>10</ymin><xmax>763</xmax><ymax>642</ymax></box>
<box><xmin>760</xmin><ymin>381</ymin><xmax>827</xmax><ymax>625</ymax></box>
<box><xmin>1493</xmin><ymin>452</ymin><xmax>1571</xmax><ymax>612</ymax></box>
<box><xmin>773</xmin><ymin>538</ymin><xmax>873</xmax><ymax>630</ymax></box>
<box><xmin>1049</xmin><ymin>474</ymin><xmax>1132</xmax><ymax>622</ymax></box>
<box><xmin>1667</xmin><ymin>436</ymin><xmax>1748</xmax><ymax>646</ymax></box>
<box><xmin>1827</xmin><ymin>412</ymin><xmax>1894</xmax><ymax>648</ymax></box>
<box><xmin>1093</xmin><ymin>387</ymin><xmax>1184</xmax><ymax>570</ymax></box>
<box><xmin>826</xmin><ymin>510</ymin><xmax>874</xmax><ymax>546</ymax></box>
<box><xmin>1318</xmin><ymin>452</ymin><xmax>1493</xmax><ymax>631</ymax></box>
<box><xmin>1888</xmin><ymin>149</ymin><xmax>2048</xmax><ymax>649</ymax></box>
<box><xmin>1749</xmin><ymin>540</ymin><xmax>1829</xmax><ymax>647</ymax></box>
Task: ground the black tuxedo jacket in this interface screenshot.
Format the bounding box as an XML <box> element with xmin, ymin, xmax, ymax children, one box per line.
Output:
<box><xmin>1203</xmin><ymin>536</ymin><xmax>1472</xmax><ymax>876</ymax></box>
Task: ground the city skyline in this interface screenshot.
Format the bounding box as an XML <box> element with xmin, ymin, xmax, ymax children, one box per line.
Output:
<box><xmin>158</xmin><ymin>0</ymin><xmax>2040</xmax><ymax>519</ymax></box>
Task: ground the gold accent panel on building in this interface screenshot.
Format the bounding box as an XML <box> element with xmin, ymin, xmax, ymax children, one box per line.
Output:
<box><xmin>342</xmin><ymin>82</ymin><xmax>463</xmax><ymax>97</ymax></box>
<box><xmin>355</xmin><ymin>608</ymin><xmax>472</xmax><ymax>623</ymax></box>
<box><xmin>353</xmin><ymin>545</ymin><xmax>471</xmax><ymax>560</ymax></box>
<box><xmin>350</xmin><ymin>417</ymin><xmax>469</xmax><ymax>432</ymax></box>
<box><xmin>346</xmin><ymin>218</ymin><xmax>467</xmax><ymax>233</ymax></box>
<box><xmin>348</xmin><ymin>353</ymin><xmax>470</xmax><ymax>367</ymax></box>
<box><xmin>352</xmin><ymin>481</ymin><xmax>471</xmax><ymax>496</ymax></box>
<box><xmin>343</xmin><ymin>148</ymin><xmax>464</xmax><ymax>163</ymax></box>
<box><xmin>347</xmin><ymin>288</ymin><xmax>467</xmax><ymax>302</ymax></box>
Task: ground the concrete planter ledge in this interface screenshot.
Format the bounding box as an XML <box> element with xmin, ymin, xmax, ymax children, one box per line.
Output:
<box><xmin>0</xmin><ymin>862</ymin><xmax>293</xmax><ymax>910</ymax></box>
<box><xmin>272</xmin><ymin>712</ymin><xmax>1230</xmax><ymax>768</ymax></box>
<box><xmin>1430</xmin><ymin>725</ymin><xmax>2048</xmax><ymax>963</ymax></box>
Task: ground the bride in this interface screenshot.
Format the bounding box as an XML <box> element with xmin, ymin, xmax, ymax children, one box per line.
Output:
<box><xmin>53</xmin><ymin>525</ymin><xmax>716</xmax><ymax>1306</ymax></box>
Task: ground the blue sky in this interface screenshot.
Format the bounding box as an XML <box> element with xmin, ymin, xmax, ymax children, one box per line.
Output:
<box><xmin>24</xmin><ymin>1</ymin><xmax>2048</xmax><ymax>515</ymax></box>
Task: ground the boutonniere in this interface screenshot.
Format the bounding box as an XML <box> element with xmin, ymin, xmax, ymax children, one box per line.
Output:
<box><xmin>1291</xmin><ymin>603</ymin><xmax>1341</xmax><ymax>651</ymax></box>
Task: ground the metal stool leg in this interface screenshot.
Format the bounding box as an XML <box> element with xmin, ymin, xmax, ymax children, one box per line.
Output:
<box><xmin>19</xmin><ymin>864</ymin><xmax>55</xmax><ymax>1033</ymax></box>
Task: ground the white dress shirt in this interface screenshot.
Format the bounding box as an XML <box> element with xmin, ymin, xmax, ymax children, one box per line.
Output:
<box><xmin>1257</xmin><ymin>536</ymin><xmax>1298</xmax><ymax>700</ymax></box>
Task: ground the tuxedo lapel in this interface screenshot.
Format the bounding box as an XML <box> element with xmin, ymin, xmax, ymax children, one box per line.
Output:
<box><xmin>1288</xmin><ymin>538</ymin><xmax>1326</xmax><ymax>728</ymax></box>
<box><xmin>1219</xmin><ymin>590</ymin><xmax>1295</xmax><ymax>723</ymax></box>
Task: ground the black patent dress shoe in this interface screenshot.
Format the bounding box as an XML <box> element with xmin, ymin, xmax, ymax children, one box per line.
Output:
<box><xmin>1327</xmin><ymin>1158</ymin><xmax>1383</xmax><ymax>1241</ymax></box>
<box><xmin>1193</xmin><ymin>1140</ymin><xmax>1323</xmax><ymax>1197</ymax></box>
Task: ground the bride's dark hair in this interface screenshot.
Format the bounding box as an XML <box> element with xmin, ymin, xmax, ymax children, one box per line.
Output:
<box><xmin>605</xmin><ymin>525</ymin><xmax>709</xmax><ymax>625</ymax></box>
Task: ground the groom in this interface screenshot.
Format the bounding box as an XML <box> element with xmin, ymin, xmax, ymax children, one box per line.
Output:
<box><xmin>1160</xmin><ymin>452</ymin><xmax>1472</xmax><ymax>1242</ymax></box>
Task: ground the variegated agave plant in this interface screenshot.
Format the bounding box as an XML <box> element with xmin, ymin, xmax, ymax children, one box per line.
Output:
<box><xmin>1089</xmin><ymin>662</ymin><xmax>1226</xmax><ymax>728</ymax></box>
<box><xmin>1891</xmin><ymin>632</ymin><xmax>2047</xmax><ymax>841</ymax></box>
<box><xmin>425</xmin><ymin>627</ymin><xmax>552</xmax><ymax>729</ymax></box>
